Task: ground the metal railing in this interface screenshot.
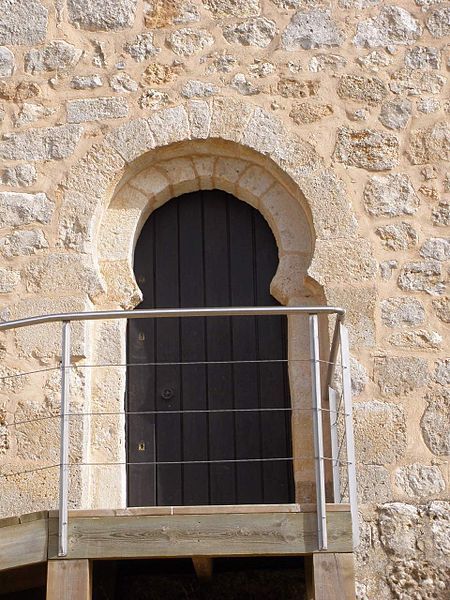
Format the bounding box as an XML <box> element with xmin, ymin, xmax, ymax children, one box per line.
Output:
<box><xmin>0</xmin><ymin>306</ymin><xmax>358</xmax><ymax>557</ymax></box>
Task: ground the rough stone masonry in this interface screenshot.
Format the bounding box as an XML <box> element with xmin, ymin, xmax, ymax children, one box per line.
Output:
<box><xmin>0</xmin><ymin>1</ymin><xmax>448</xmax><ymax>598</ymax></box>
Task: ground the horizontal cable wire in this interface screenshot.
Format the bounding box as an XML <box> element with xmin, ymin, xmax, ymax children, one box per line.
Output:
<box><xmin>0</xmin><ymin>365</ymin><xmax>60</xmax><ymax>382</ymax></box>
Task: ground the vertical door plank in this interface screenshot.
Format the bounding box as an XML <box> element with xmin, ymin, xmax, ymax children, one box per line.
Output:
<box><xmin>46</xmin><ymin>560</ymin><xmax>92</xmax><ymax>600</ymax></box>
<box><xmin>312</xmin><ymin>553</ymin><xmax>356</xmax><ymax>600</ymax></box>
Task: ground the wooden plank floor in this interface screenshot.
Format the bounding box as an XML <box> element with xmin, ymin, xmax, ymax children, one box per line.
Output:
<box><xmin>0</xmin><ymin>505</ymin><xmax>352</xmax><ymax>571</ymax></box>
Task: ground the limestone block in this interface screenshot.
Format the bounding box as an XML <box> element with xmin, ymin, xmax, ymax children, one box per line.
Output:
<box><xmin>433</xmin><ymin>200</ymin><xmax>450</xmax><ymax>227</ymax></box>
<box><xmin>420</xmin><ymin>237</ymin><xmax>450</xmax><ymax>261</ymax></box>
<box><xmin>375</xmin><ymin>223</ymin><xmax>418</xmax><ymax>250</ymax></box>
<box><xmin>167</xmin><ymin>28</ymin><xmax>214</xmax><ymax>56</ymax></box>
<box><xmin>309</xmin><ymin>238</ymin><xmax>376</xmax><ymax>284</ymax></box>
<box><xmin>289</xmin><ymin>102</ymin><xmax>333</xmax><ymax>124</ymax></box>
<box><xmin>109</xmin><ymin>73</ymin><xmax>138</xmax><ymax>93</ymax></box>
<box><xmin>0</xmin><ymin>125</ymin><xmax>79</xmax><ymax>163</ymax></box>
<box><xmin>432</xmin><ymin>297</ymin><xmax>450</xmax><ymax>323</ymax></box>
<box><xmin>230</xmin><ymin>73</ymin><xmax>259</xmax><ymax>96</ymax></box>
<box><xmin>269</xmin><ymin>253</ymin><xmax>310</xmax><ymax>304</ymax></box>
<box><xmin>417</xmin><ymin>97</ymin><xmax>440</xmax><ymax>113</ymax></box>
<box><xmin>421</xmin><ymin>388</ymin><xmax>449</xmax><ymax>456</ymax></box>
<box><xmin>131</xmin><ymin>167</ymin><xmax>171</xmax><ymax>202</ymax></box>
<box><xmin>380</xmin><ymin>297</ymin><xmax>425</xmax><ymax>328</ymax></box>
<box><xmin>157</xmin><ymin>157</ymin><xmax>197</xmax><ymax>190</ymax></box>
<box><xmin>67</xmin><ymin>0</ymin><xmax>137</xmax><ymax>31</ymax></box>
<box><xmin>191</xmin><ymin>155</ymin><xmax>215</xmax><ymax>188</ymax></box>
<box><xmin>241</xmin><ymin>108</ymin><xmax>285</xmax><ymax>157</ymax></box>
<box><xmin>203</xmin><ymin>0</ymin><xmax>260</xmax><ymax>18</ymax></box>
<box><xmin>24</xmin><ymin>41</ymin><xmax>82</xmax><ymax>74</ymax></box>
<box><xmin>354</xmin><ymin>401</ymin><xmax>406</xmax><ymax>463</ymax></box>
<box><xmin>398</xmin><ymin>261</ymin><xmax>445</xmax><ymax>296</ymax></box>
<box><xmin>325</xmin><ymin>285</ymin><xmax>376</xmax><ymax>347</ymax></box>
<box><xmin>281</xmin><ymin>9</ymin><xmax>343</xmax><ymax>50</ymax></box>
<box><xmin>187</xmin><ymin>100</ymin><xmax>211</xmax><ymax>139</ymax></box>
<box><xmin>364</xmin><ymin>174</ymin><xmax>419</xmax><ymax>216</ymax></box>
<box><xmin>0</xmin><ymin>192</ymin><xmax>54</xmax><ymax>228</ymax></box>
<box><xmin>124</xmin><ymin>33</ymin><xmax>160</xmax><ymax>62</ymax></box>
<box><xmin>0</xmin><ymin>268</ymin><xmax>20</xmax><ymax>293</ymax></box>
<box><xmin>396</xmin><ymin>464</ymin><xmax>445</xmax><ymax>498</ymax></box>
<box><xmin>10</xmin><ymin>296</ymin><xmax>91</xmax><ymax>361</ymax></box>
<box><xmin>408</xmin><ymin>122</ymin><xmax>450</xmax><ymax>164</ymax></box>
<box><xmin>0</xmin><ymin>0</ymin><xmax>48</xmax><ymax>45</ymax></box>
<box><xmin>144</xmin><ymin>0</ymin><xmax>200</xmax><ymax>28</ymax></box>
<box><xmin>222</xmin><ymin>17</ymin><xmax>277</xmax><ymax>48</ymax></box>
<box><xmin>100</xmin><ymin>260</ymin><xmax>142</xmax><ymax>308</ymax></box>
<box><xmin>210</xmin><ymin>97</ymin><xmax>254</xmax><ymax>140</ymax></box>
<box><xmin>0</xmin><ymin>46</ymin><xmax>14</xmax><ymax>77</ymax></box>
<box><xmin>147</xmin><ymin>105</ymin><xmax>190</xmax><ymax>147</ymax></box>
<box><xmin>277</xmin><ymin>78</ymin><xmax>319</xmax><ymax>99</ymax></box>
<box><xmin>139</xmin><ymin>89</ymin><xmax>169</xmax><ymax>110</ymax></box>
<box><xmin>357</xmin><ymin>465</ymin><xmax>392</xmax><ymax>503</ymax></box>
<box><xmin>379</xmin><ymin>98</ymin><xmax>412</xmax><ymax>130</ymax></box>
<box><xmin>389</xmin><ymin>67</ymin><xmax>446</xmax><ymax>96</ymax></box>
<box><xmin>387</xmin><ymin>329</ymin><xmax>442</xmax><ymax>350</ymax></box>
<box><xmin>433</xmin><ymin>359</ymin><xmax>449</xmax><ymax>386</ymax></box>
<box><xmin>67</xmin><ymin>97</ymin><xmax>128</xmax><ymax>123</ymax></box>
<box><xmin>71</xmin><ymin>75</ymin><xmax>103</xmax><ymax>89</ymax></box>
<box><xmin>0</xmin><ymin>164</ymin><xmax>37</xmax><ymax>187</ymax></box>
<box><xmin>387</xmin><ymin>558</ymin><xmax>449</xmax><ymax>599</ymax></box>
<box><xmin>309</xmin><ymin>53</ymin><xmax>347</xmax><ymax>72</ymax></box>
<box><xmin>105</xmin><ymin>119</ymin><xmax>155</xmax><ymax>163</ymax></box>
<box><xmin>24</xmin><ymin>254</ymin><xmax>105</xmax><ymax>302</ymax></box>
<box><xmin>374</xmin><ymin>356</ymin><xmax>428</xmax><ymax>396</ymax></box>
<box><xmin>377</xmin><ymin>503</ymin><xmax>419</xmax><ymax>557</ymax></box>
<box><xmin>427</xmin><ymin>501</ymin><xmax>450</xmax><ymax>555</ymax></box>
<box><xmin>354</xmin><ymin>6</ymin><xmax>422</xmax><ymax>48</ymax></box>
<box><xmin>337</xmin><ymin>75</ymin><xmax>387</xmax><ymax>105</ymax></box>
<box><xmin>13</xmin><ymin>102</ymin><xmax>55</xmax><ymax>128</ymax></box>
<box><xmin>0</xmin><ymin>229</ymin><xmax>48</xmax><ymax>258</ymax></box>
<box><xmin>426</xmin><ymin>5</ymin><xmax>450</xmax><ymax>37</ymax></box>
<box><xmin>0</xmin><ymin>364</ymin><xmax>28</xmax><ymax>394</ymax></box>
<box><xmin>334</xmin><ymin>128</ymin><xmax>399</xmax><ymax>170</ymax></box>
<box><xmin>236</xmin><ymin>165</ymin><xmax>275</xmax><ymax>203</ymax></box>
<box><xmin>181</xmin><ymin>80</ymin><xmax>219</xmax><ymax>98</ymax></box>
<box><xmin>405</xmin><ymin>46</ymin><xmax>441</xmax><ymax>69</ymax></box>
<box><xmin>58</xmin><ymin>190</ymin><xmax>101</xmax><ymax>251</ymax></box>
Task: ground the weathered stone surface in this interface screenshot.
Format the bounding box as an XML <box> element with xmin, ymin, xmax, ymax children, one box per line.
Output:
<box><xmin>432</xmin><ymin>297</ymin><xmax>450</xmax><ymax>322</ymax></box>
<box><xmin>358</xmin><ymin>465</ymin><xmax>392</xmax><ymax>503</ymax></box>
<box><xmin>333</xmin><ymin>356</ymin><xmax>368</xmax><ymax>397</ymax></box>
<box><xmin>67</xmin><ymin>0</ymin><xmax>137</xmax><ymax>31</ymax></box>
<box><xmin>281</xmin><ymin>9</ymin><xmax>343</xmax><ymax>50</ymax></box>
<box><xmin>426</xmin><ymin>5</ymin><xmax>450</xmax><ymax>37</ymax></box>
<box><xmin>168</xmin><ymin>28</ymin><xmax>214</xmax><ymax>56</ymax></box>
<box><xmin>433</xmin><ymin>359</ymin><xmax>449</xmax><ymax>386</ymax></box>
<box><xmin>334</xmin><ymin>128</ymin><xmax>399</xmax><ymax>170</ymax></box>
<box><xmin>147</xmin><ymin>105</ymin><xmax>190</xmax><ymax>147</ymax></box>
<box><xmin>124</xmin><ymin>33</ymin><xmax>159</xmax><ymax>61</ymax></box>
<box><xmin>378</xmin><ymin>503</ymin><xmax>419</xmax><ymax>556</ymax></box>
<box><xmin>396</xmin><ymin>464</ymin><xmax>445</xmax><ymax>498</ymax></box>
<box><xmin>421</xmin><ymin>388</ymin><xmax>450</xmax><ymax>455</ymax></box>
<box><xmin>67</xmin><ymin>97</ymin><xmax>128</xmax><ymax>123</ymax></box>
<box><xmin>375</xmin><ymin>356</ymin><xmax>428</xmax><ymax>396</ymax></box>
<box><xmin>248</xmin><ymin>60</ymin><xmax>274</xmax><ymax>78</ymax></box>
<box><xmin>387</xmin><ymin>558</ymin><xmax>449</xmax><ymax>599</ymax></box>
<box><xmin>230</xmin><ymin>73</ymin><xmax>259</xmax><ymax>96</ymax></box>
<box><xmin>0</xmin><ymin>125</ymin><xmax>82</xmax><ymax>160</ymax></box>
<box><xmin>181</xmin><ymin>79</ymin><xmax>218</xmax><ymax>98</ymax></box>
<box><xmin>375</xmin><ymin>222</ymin><xmax>418</xmax><ymax>250</ymax></box>
<box><xmin>223</xmin><ymin>17</ymin><xmax>276</xmax><ymax>48</ymax></box>
<box><xmin>428</xmin><ymin>501</ymin><xmax>450</xmax><ymax>556</ymax></box>
<box><xmin>289</xmin><ymin>102</ymin><xmax>333</xmax><ymax>124</ymax></box>
<box><xmin>405</xmin><ymin>46</ymin><xmax>441</xmax><ymax>69</ymax></box>
<box><xmin>0</xmin><ymin>0</ymin><xmax>48</xmax><ymax>45</ymax></box>
<box><xmin>325</xmin><ymin>285</ymin><xmax>376</xmax><ymax>347</ymax></box>
<box><xmin>388</xmin><ymin>329</ymin><xmax>442</xmax><ymax>350</ymax></box>
<box><xmin>109</xmin><ymin>73</ymin><xmax>137</xmax><ymax>93</ymax></box>
<box><xmin>409</xmin><ymin>122</ymin><xmax>450</xmax><ymax>164</ymax></box>
<box><xmin>0</xmin><ymin>164</ymin><xmax>37</xmax><ymax>187</ymax></box>
<box><xmin>0</xmin><ymin>192</ymin><xmax>54</xmax><ymax>227</ymax></box>
<box><xmin>205</xmin><ymin>52</ymin><xmax>238</xmax><ymax>74</ymax></box>
<box><xmin>13</xmin><ymin>102</ymin><xmax>55</xmax><ymax>128</ymax></box>
<box><xmin>337</xmin><ymin>75</ymin><xmax>387</xmax><ymax>105</ymax></box>
<box><xmin>433</xmin><ymin>200</ymin><xmax>450</xmax><ymax>227</ymax></box>
<box><xmin>354</xmin><ymin>401</ymin><xmax>406</xmax><ymax>463</ymax></box>
<box><xmin>420</xmin><ymin>237</ymin><xmax>450</xmax><ymax>261</ymax></box>
<box><xmin>380</xmin><ymin>297</ymin><xmax>425</xmax><ymax>327</ymax></box>
<box><xmin>310</xmin><ymin>239</ymin><xmax>377</xmax><ymax>284</ymax></box>
<box><xmin>187</xmin><ymin>100</ymin><xmax>211</xmax><ymax>139</ymax></box>
<box><xmin>0</xmin><ymin>229</ymin><xmax>48</xmax><ymax>258</ymax></box>
<box><xmin>390</xmin><ymin>68</ymin><xmax>446</xmax><ymax>95</ymax></box>
<box><xmin>71</xmin><ymin>75</ymin><xmax>103</xmax><ymax>89</ymax></box>
<box><xmin>379</xmin><ymin>98</ymin><xmax>412</xmax><ymax>130</ymax></box>
<box><xmin>380</xmin><ymin>260</ymin><xmax>398</xmax><ymax>280</ymax></box>
<box><xmin>0</xmin><ymin>268</ymin><xmax>20</xmax><ymax>293</ymax></box>
<box><xmin>25</xmin><ymin>41</ymin><xmax>81</xmax><ymax>74</ymax></box>
<box><xmin>398</xmin><ymin>261</ymin><xmax>445</xmax><ymax>296</ymax></box>
<box><xmin>277</xmin><ymin>78</ymin><xmax>319</xmax><ymax>99</ymax></box>
<box><xmin>417</xmin><ymin>97</ymin><xmax>440</xmax><ymax>113</ymax></box>
<box><xmin>139</xmin><ymin>89</ymin><xmax>169</xmax><ymax>110</ymax></box>
<box><xmin>0</xmin><ymin>47</ymin><xmax>14</xmax><ymax>77</ymax></box>
<box><xmin>364</xmin><ymin>174</ymin><xmax>419</xmax><ymax>216</ymax></box>
<box><xmin>308</xmin><ymin>53</ymin><xmax>347</xmax><ymax>72</ymax></box>
<box><xmin>203</xmin><ymin>0</ymin><xmax>260</xmax><ymax>17</ymax></box>
<box><xmin>105</xmin><ymin>119</ymin><xmax>155</xmax><ymax>163</ymax></box>
<box><xmin>357</xmin><ymin>49</ymin><xmax>391</xmax><ymax>72</ymax></box>
<box><xmin>354</xmin><ymin>6</ymin><xmax>422</xmax><ymax>48</ymax></box>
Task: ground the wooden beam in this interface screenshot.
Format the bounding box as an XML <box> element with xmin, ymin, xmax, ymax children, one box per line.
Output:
<box><xmin>47</xmin><ymin>511</ymin><xmax>352</xmax><ymax>560</ymax></box>
<box><xmin>312</xmin><ymin>553</ymin><xmax>355</xmax><ymax>600</ymax></box>
<box><xmin>0</xmin><ymin>518</ymin><xmax>48</xmax><ymax>571</ymax></box>
<box><xmin>304</xmin><ymin>555</ymin><xmax>314</xmax><ymax>600</ymax></box>
<box><xmin>47</xmin><ymin>560</ymin><xmax>92</xmax><ymax>600</ymax></box>
<box><xmin>192</xmin><ymin>557</ymin><xmax>213</xmax><ymax>580</ymax></box>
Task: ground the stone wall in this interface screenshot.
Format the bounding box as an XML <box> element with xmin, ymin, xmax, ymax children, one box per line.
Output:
<box><xmin>0</xmin><ymin>0</ymin><xmax>448</xmax><ymax>597</ymax></box>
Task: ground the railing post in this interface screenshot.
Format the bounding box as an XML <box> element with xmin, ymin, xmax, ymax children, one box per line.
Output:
<box><xmin>339</xmin><ymin>322</ymin><xmax>359</xmax><ymax>548</ymax></box>
<box><xmin>58</xmin><ymin>320</ymin><xmax>71</xmax><ymax>557</ymax></box>
<box><xmin>328</xmin><ymin>386</ymin><xmax>341</xmax><ymax>503</ymax></box>
<box><xmin>309</xmin><ymin>314</ymin><xmax>327</xmax><ymax>551</ymax></box>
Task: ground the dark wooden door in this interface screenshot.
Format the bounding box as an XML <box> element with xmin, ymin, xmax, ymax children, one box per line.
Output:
<box><xmin>127</xmin><ymin>190</ymin><xmax>294</xmax><ymax>506</ymax></box>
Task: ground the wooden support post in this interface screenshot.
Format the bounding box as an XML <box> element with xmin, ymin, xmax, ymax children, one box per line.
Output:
<box><xmin>192</xmin><ymin>557</ymin><xmax>213</xmax><ymax>581</ymax></box>
<box><xmin>304</xmin><ymin>556</ymin><xmax>314</xmax><ymax>600</ymax></box>
<box><xmin>46</xmin><ymin>559</ymin><xmax>92</xmax><ymax>600</ymax></box>
<box><xmin>311</xmin><ymin>553</ymin><xmax>355</xmax><ymax>600</ymax></box>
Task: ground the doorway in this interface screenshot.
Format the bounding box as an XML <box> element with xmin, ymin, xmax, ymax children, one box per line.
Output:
<box><xmin>127</xmin><ymin>190</ymin><xmax>294</xmax><ymax>506</ymax></box>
